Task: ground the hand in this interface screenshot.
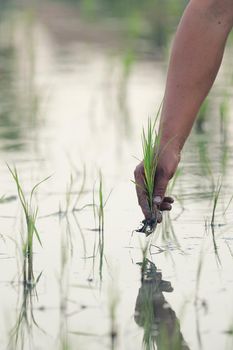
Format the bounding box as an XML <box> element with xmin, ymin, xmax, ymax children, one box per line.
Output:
<box><xmin>134</xmin><ymin>147</ymin><xmax>180</xmax><ymax>222</ymax></box>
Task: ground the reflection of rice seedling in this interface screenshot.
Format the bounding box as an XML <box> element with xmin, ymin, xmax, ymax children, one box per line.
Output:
<box><xmin>92</xmin><ymin>172</ymin><xmax>112</xmax><ymax>281</ymax></box>
<box><xmin>223</xmin><ymin>194</ymin><xmax>233</xmax><ymax>216</ymax></box>
<box><xmin>0</xmin><ymin>194</ymin><xmax>17</xmax><ymax>203</ymax></box>
<box><xmin>194</xmin><ymin>244</ymin><xmax>208</xmax><ymax>350</ymax></box>
<box><xmin>72</xmin><ymin>164</ymin><xmax>87</xmax><ymax>210</ymax></box>
<box><xmin>59</xmin><ymin>224</ymin><xmax>70</xmax><ymax>350</ymax></box>
<box><xmin>211</xmin><ymin>180</ymin><xmax>222</xmax><ymax>227</ymax></box>
<box><xmin>64</xmin><ymin>174</ymin><xmax>74</xmax><ymax>214</ymax></box>
<box><xmin>209</xmin><ymin>181</ymin><xmax>222</xmax><ymax>266</ymax></box>
<box><xmin>139</xmin><ymin>240</ymin><xmax>151</xmax><ymax>283</ymax></box>
<box><xmin>108</xmin><ymin>278</ymin><xmax>119</xmax><ymax>350</ymax></box>
<box><xmin>9</xmin><ymin>272</ymin><xmax>43</xmax><ymax>349</ymax></box>
<box><xmin>225</xmin><ymin>241</ymin><xmax>233</xmax><ymax>260</ymax></box>
<box><xmin>210</xmin><ymin>225</ymin><xmax>221</xmax><ymax>266</ymax></box>
<box><xmin>195</xmin><ymin>249</ymin><xmax>204</xmax><ymax>304</ymax></box>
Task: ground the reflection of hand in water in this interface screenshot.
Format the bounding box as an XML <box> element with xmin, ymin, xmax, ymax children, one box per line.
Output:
<box><xmin>134</xmin><ymin>259</ymin><xmax>190</xmax><ymax>350</ymax></box>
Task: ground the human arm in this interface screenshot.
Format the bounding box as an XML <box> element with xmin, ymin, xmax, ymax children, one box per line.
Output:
<box><xmin>135</xmin><ymin>0</ymin><xmax>233</xmax><ymax>220</ymax></box>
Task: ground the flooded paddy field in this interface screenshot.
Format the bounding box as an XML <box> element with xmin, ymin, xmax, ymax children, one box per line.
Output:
<box><xmin>0</xmin><ymin>1</ymin><xmax>233</xmax><ymax>349</ymax></box>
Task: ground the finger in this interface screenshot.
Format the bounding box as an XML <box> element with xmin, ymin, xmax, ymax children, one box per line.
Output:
<box><xmin>163</xmin><ymin>196</ymin><xmax>174</xmax><ymax>204</ymax></box>
<box><xmin>157</xmin><ymin>211</ymin><xmax>162</xmax><ymax>223</ymax></box>
<box><xmin>160</xmin><ymin>202</ymin><xmax>172</xmax><ymax>211</ymax></box>
<box><xmin>153</xmin><ymin>174</ymin><xmax>170</xmax><ymax>206</ymax></box>
<box><xmin>134</xmin><ymin>167</ymin><xmax>151</xmax><ymax>219</ymax></box>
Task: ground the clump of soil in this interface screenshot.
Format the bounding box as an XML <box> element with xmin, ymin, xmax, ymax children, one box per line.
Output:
<box><xmin>136</xmin><ymin>217</ymin><xmax>157</xmax><ymax>236</ymax></box>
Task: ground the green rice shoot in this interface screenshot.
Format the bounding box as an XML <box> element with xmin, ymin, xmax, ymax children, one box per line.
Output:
<box><xmin>8</xmin><ymin>165</ymin><xmax>50</xmax><ymax>282</ymax></box>
<box><xmin>141</xmin><ymin>112</ymin><xmax>161</xmax><ymax>216</ymax></box>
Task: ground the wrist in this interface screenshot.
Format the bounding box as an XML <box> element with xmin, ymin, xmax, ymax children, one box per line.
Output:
<box><xmin>155</xmin><ymin>139</ymin><xmax>181</xmax><ymax>181</ymax></box>
<box><xmin>158</xmin><ymin>135</ymin><xmax>182</xmax><ymax>157</ymax></box>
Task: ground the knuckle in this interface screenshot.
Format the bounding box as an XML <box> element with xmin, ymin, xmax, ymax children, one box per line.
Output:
<box><xmin>134</xmin><ymin>163</ymin><xmax>144</xmax><ymax>178</ymax></box>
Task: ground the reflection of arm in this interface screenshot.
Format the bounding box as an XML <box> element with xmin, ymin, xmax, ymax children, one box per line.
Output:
<box><xmin>135</xmin><ymin>283</ymin><xmax>190</xmax><ymax>350</ymax></box>
<box><xmin>159</xmin><ymin>0</ymin><xmax>233</xmax><ymax>155</ymax></box>
<box><xmin>154</xmin><ymin>299</ymin><xmax>190</xmax><ymax>350</ymax></box>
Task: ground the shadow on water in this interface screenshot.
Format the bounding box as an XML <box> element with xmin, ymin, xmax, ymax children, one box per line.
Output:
<box><xmin>134</xmin><ymin>259</ymin><xmax>190</xmax><ymax>350</ymax></box>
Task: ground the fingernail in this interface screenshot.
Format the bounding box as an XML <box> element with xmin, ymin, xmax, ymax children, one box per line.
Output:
<box><xmin>153</xmin><ymin>196</ymin><xmax>162</xmax><ymax>205</ymax></box>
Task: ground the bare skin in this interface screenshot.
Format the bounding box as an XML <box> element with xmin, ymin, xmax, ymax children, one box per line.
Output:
<box><xmin>135</xmin><ymin>0</ymin><xmax>233</xmax><ymax>221</ymax></box>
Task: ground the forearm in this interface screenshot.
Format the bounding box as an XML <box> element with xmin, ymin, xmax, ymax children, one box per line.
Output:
<box><xmin>159</xmin><ymin>0</ymin><xmax>233</xmax><ymax>153</ymax></box>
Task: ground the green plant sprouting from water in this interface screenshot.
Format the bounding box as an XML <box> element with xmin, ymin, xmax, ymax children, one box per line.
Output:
<box><xmin>8</xmin><ymin>165</ymin><xmax>49</xmax><ymax>283</ymax></box>
<box><xmin>7</xmin><ymin>165</ymin><xmax>48</xmax><ymax>348</ymax></box>
<box><xmin>59</xmin><ymin>165</ymin><xmax>87</xmax><ymax>215</ymax></box>
<box><xmin>196</xmin><ymin>98</ymin><xmax>209</xmax><ymax>132</ymax></box>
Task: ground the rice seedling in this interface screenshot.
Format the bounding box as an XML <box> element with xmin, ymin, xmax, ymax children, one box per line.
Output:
<box><xmin>160</xmin><ymin>211</ymin><xmax>180</xmax><ymax>248</ymax></box>
<box><xmin>135</xmin><ymin>109</ymin><xmax>182</xmax><ymax>240</ymax></box>
<box><xmin>157</xmin><ymin>171</ymin><xmax>181</xmax><ymax>245</ymax></box>
<box><xmin>141</xmin><ymin>118</ymin><xmax>160</xmax><ymax>215</ymax></box>
<box><xmin>135</xmin><ymin>111</ymin><xmax>161</xmax><ymax>236</ymax></box>
<box><xmin>196</xmin><ymin>138</ymin><xmax>214</xmax><ymax>189</ymax></box>
<box><xmin>117</xmin><ymin>49</ymin><xmax>135</xmax><ymax>136</ymax></box>
<box><xmin>220</xmin><ymin>93</ymin><xmax>229</xmax><ymax>136</ymax></box>
<box><xmin>7</xmin><ymin>164</ymin><xmax>50</xmax><ymax>284</ymax></box>
<box><xmin>223</xmin><ymin>194</ymin><xmax>233</xmax><ymax>216</ymax></box>
<box><xmin>46</xmin><ymin>166</ymin><xmax>88</xmax><ymax>218</ymax></box>
<box><xmin>196</xmin><ymin>98</ymin><xmax>209</xmax><ymax>133</ymax></box>
<box><xmin>98</xmin><ymin>171</ymin><xmax>104</xmax><ymax>233</ymax></box>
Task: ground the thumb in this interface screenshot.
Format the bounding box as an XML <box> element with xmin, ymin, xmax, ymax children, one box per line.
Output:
<box><xmin>153</xmin><ymin>173</ymin><xmax>169</xmax><ymax>206</ymax></box>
